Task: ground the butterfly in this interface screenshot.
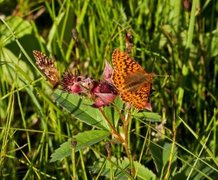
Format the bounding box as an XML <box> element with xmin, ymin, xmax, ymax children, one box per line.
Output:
<box><xmin>112</xmin><ymin>48</ymin><xmax>154</xmax><ymax>110</ymax></box>
<box><xmin>33</xmin><ymin>50</ymin><xmax>60</xmax><ymax>87</ymax></box>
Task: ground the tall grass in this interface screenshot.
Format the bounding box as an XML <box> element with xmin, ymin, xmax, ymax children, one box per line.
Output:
<box><xmin>0</xmin><ymin>0</ymin><xmax>217</xmax><ymax>179</ymax></box>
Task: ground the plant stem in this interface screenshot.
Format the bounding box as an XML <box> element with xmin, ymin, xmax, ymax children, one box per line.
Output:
<box><xmin>122</xmin><ymin>108</ymin><xmax>135</xmax><ymax>176</ymax></box>
<box><xmin>99</xmin><ymin>107</ymin><xmax>125</xmax><ymax>143</ymax></box>
<box><xmin>164</xmin><ymin>110</ymin><xmax>176</xmax><ymax>180</ymax></box>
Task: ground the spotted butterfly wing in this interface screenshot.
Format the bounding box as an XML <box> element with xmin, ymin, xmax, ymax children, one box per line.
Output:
<box><xmin>112</xmin><ymin>48</ymin><xmax>153</xmax><ymax>110</ymax></box>
<box><xmin>33</xmin><ymin>50</ymin><xmax>60</xmax><ymax>87</ymax></box>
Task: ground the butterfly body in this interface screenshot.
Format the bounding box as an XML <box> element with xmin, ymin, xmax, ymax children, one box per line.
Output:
<box><xmin>112</xmin><ymin>48</ymin><xmax>154</xmax><ymax>110</ymax></box>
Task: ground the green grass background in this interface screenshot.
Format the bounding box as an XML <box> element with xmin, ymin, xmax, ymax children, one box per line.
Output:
<box><xmin>0</xmin><ymin>0</ymin><xmax>217</xmax><ymax>179</ymax></box>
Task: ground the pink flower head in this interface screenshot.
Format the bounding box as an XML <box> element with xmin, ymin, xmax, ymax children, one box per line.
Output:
<box><xmin>102</xmin><ymin>61</ymin><xmax>113</xmax><ymax>84</ymax></box>
<box><xmin>61</xmin><ymin>60</ymin><xmax>118</xmax><ymax>108</ymax></box>
<box><xmin>92</xmin><ymin>61</ymin><xmax>117</xmax><ymax>107</ymax></box>
<box><xmin>61</xmin><ymin>71</ymin><xmax>118</xmax><ymax>108</ymax></box>
<box><xmin>61</xmin><ymin>72</ymin><xmax>94</xmax><ymax>94</ymax></box>
<box><xmin>91</xmin><ymin>81</ymin><xmax>118</xmax><ymax>108</ymax></box>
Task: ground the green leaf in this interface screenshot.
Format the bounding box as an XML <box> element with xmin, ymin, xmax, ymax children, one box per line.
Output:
<box><xmin>53</xmin><ymin>89</ymin><xmax>110</xmax><ymax>130</ymax></box>
<box><xmin>50</xmin><ymin>141</ymin><xmax>71</xmax><ymax>163</ymax></box>
<box><xmin>0</xmin><ymin>47</ymin><xmax>34</xmax><ymax>87</ymax></box>
<box><xmin>50</xmin><ymin>130</ymin><xmax>110</xmax><ymax>162</ymax></box>
<box><xmin>90</xmin><ymin>157</ymin><xmax>156</xmax><ymax>179</ymax></box>
<box><xmin>133</xmin><ymin>160</ymin><xmax>156</xmax><ymax>180</ymax></box>
<box><xmin>0</xmin><ymin>16</ymin><xmax>32</xmax><ymax>46</ymax></box>
<box><xmin>149</xmin><ymin>140</ymin><xmax>177</xmax><ymax>176</ymax></box>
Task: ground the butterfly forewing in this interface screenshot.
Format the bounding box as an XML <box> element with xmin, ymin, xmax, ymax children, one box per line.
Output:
<box><xmin>112</xmin><ymin>48</ymin><xmax>153</xmax><ymax>110</ymax></box>
<box><xmin>112</xmin><ymin>48</ymin><xmax>144</xmax><ymax>73</ymax></box>
<box><xmin>33</xmin><ymin>50</ymin><xmax>60</xmax><ymax>87</ymax></box>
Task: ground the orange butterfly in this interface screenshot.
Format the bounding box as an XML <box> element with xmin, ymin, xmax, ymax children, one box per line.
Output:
<box><xmin>112</xmin><ymin>48</ymin><xmax>154</xmax><ymax>110</ymax></box>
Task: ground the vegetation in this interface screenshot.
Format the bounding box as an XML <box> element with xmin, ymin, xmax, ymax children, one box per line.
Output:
<box><xmin>0</xmin><ymin>0</ymin><xmax>217</xmax><ymax>179</ymax></box>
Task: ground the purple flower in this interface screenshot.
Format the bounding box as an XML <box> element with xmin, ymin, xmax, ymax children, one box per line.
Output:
<box><xmin>61</xmin><ymin>70</ymin><xmax>118</xmax><ymax>108</ymax></box>
<box><xmin>102</xmin><ymin>61</ymin><xmax>113</xmax><ymax>84</ymax></box>
<box><xmin>61</xmin><ymin>72</ymin><xmax>93</xmax><ymax>94</ymax></box>
<box><xmin>91</xmin><ymin>81</ymin><xmax>117</xmax><ymax>108</ymax></box>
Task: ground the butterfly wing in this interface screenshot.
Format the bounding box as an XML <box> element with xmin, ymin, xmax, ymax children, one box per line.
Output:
<box><xmin>120</xmin><ymin>81</ymin><xmax>152</xmax><ymax>110</ymax></box>
<box><xmin>33</xmin><ymin>50</ymin><xmax>60</xmax><ymax>87</ymax></box>
<box><xmin>132</xmin><ymin>82</ymin><xmax>152</xmax><ymax>110</ymax></box>
<box><xmin>112</xmin><ymin>48</ymin><xmax>144</xmax><ymax>73</ymax></box>
<box><xmin>112</xmin><ymin>48</ymin><xmax>145</xmax><ymax>91</ymax></box>
<box><xmin>111</xmin><ymin>48</ymin><xmax>153</xmax><ymax>110</ymax></box>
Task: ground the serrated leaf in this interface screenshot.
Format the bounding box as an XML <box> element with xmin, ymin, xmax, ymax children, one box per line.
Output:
<box><xmin>123</xmin><ymin>158</ymin><xmax>156</xmax><ymax>180</ymax></box>
<box><xmin>50</xmin><ymin>141</ymin><xmax>71</xmax><ymax>163</ymax></box>
<box><xmin>134</xmin><ymin>161</ymin><xmax>156</xmax><ymax>180</ymax></box>
<box><xmin>53</xmin><ymin>89</ymin><xmax>110</xmax><ymax>130</ymax></box>
<box><xmin>50</xmin><ymin>130</ymin><xmax>110</xmax><ymax>162</ymax></box>
<box><xmin>90</xmin><ymin>157</ymin><xmax>156</xmax><ymax>179</ymax></box>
